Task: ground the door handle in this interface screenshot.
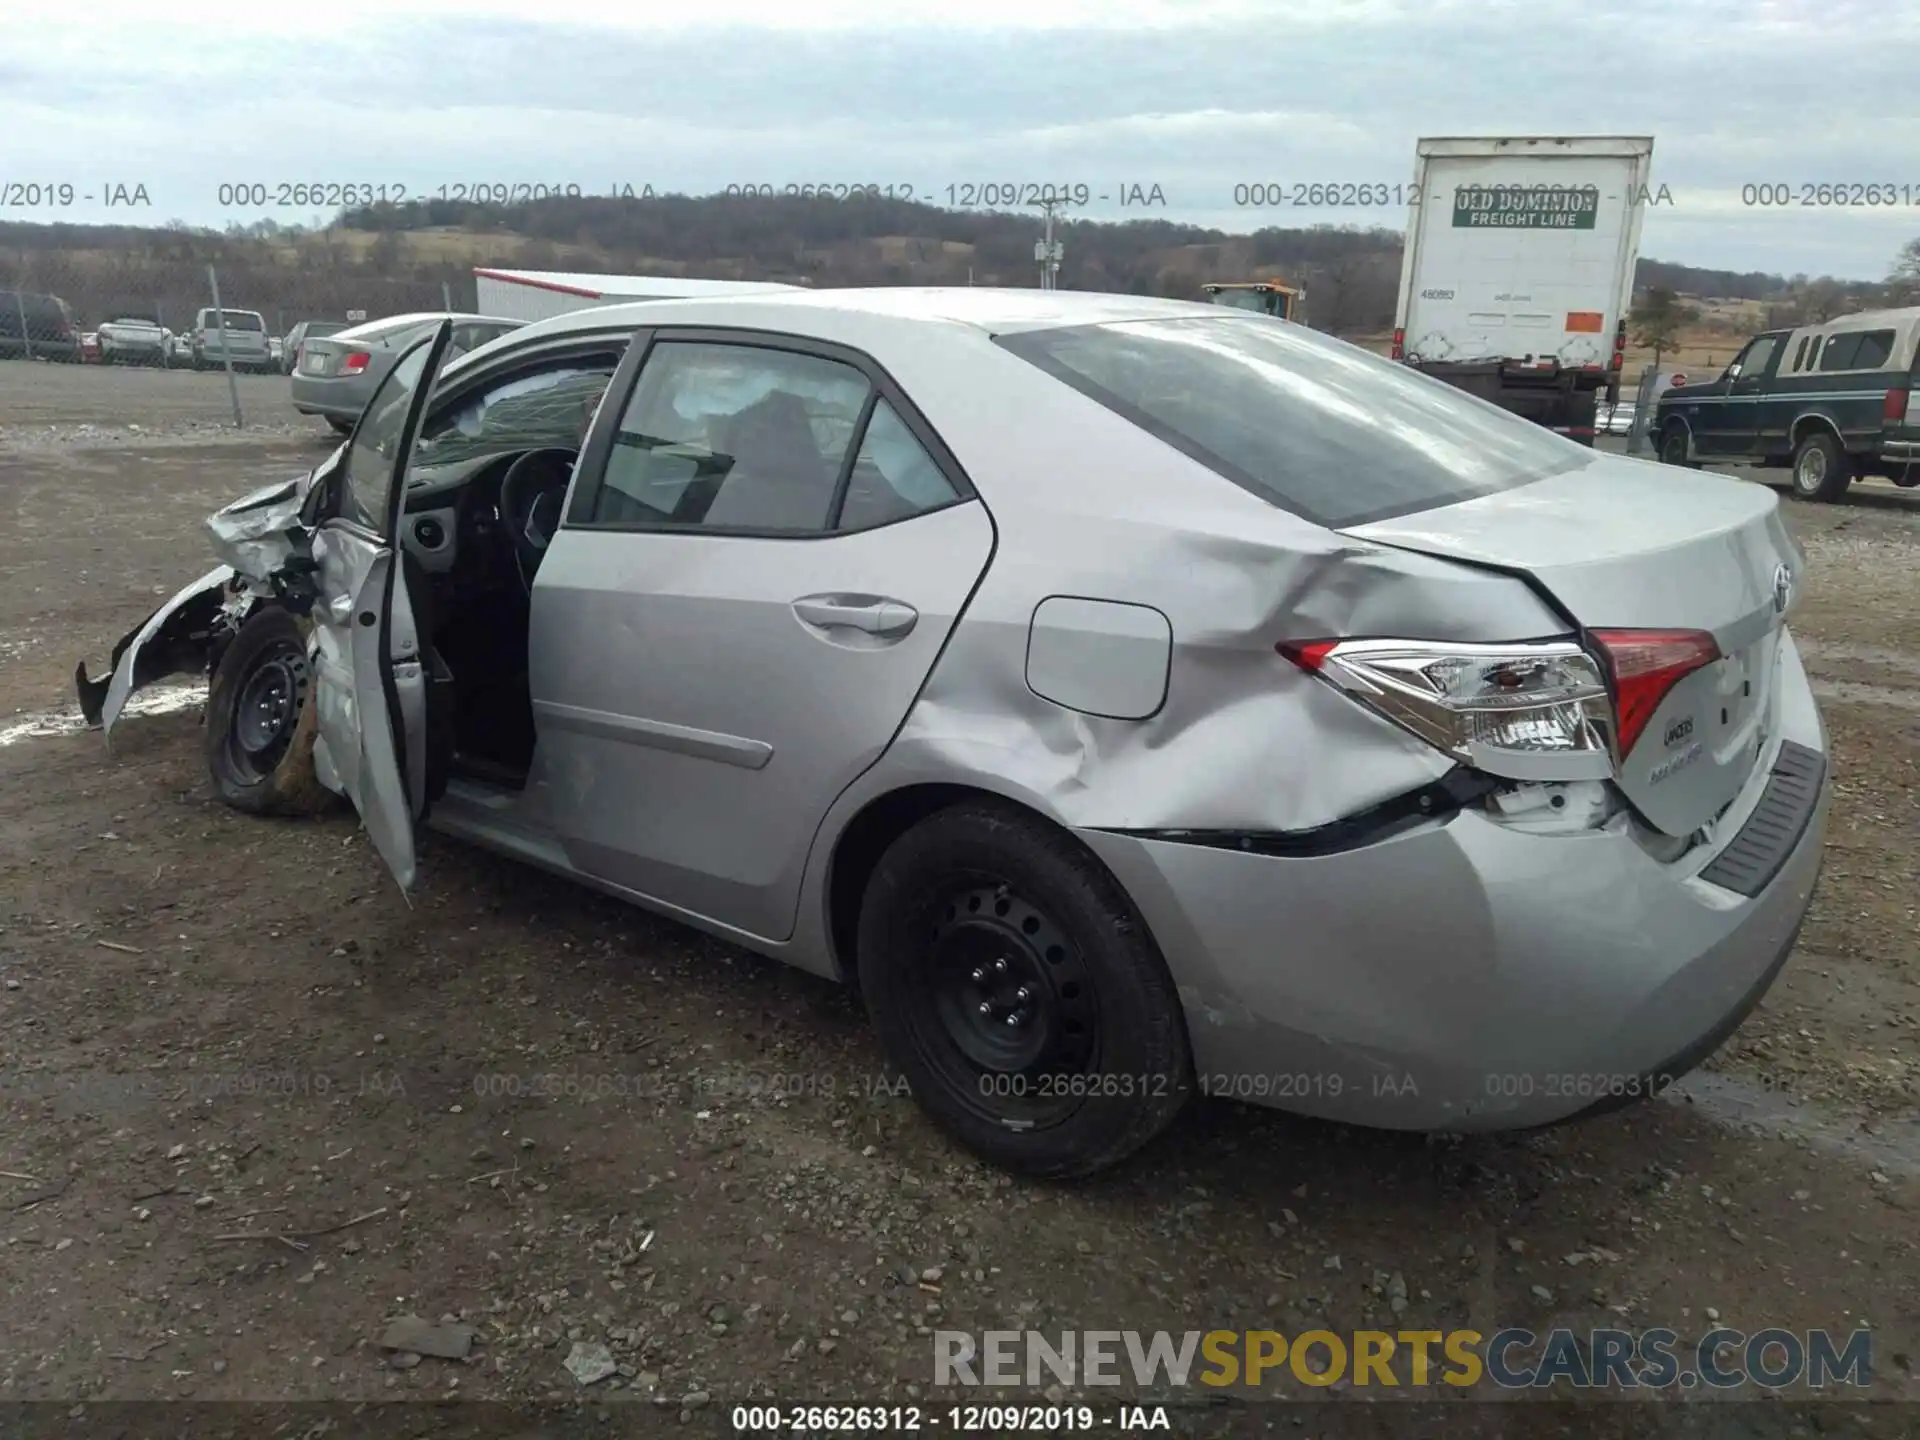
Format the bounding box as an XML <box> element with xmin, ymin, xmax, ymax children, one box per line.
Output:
<box><xmin>792</xmin><ymin>595</ymin><xmax>918</xmax><ymax>637</ymax></box>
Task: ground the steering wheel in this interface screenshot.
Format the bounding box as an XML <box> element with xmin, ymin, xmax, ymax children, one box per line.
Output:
<box><xmin>497</xmin><ymin>448</ymin><xmax>577</xmax><ymax>586</ymax></box>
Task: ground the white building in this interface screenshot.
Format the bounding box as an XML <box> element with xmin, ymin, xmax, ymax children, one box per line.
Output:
<box><xmin>472</xmin><ymin>268</ymin><xmax>804</xmax><ymax>323</ymax></box>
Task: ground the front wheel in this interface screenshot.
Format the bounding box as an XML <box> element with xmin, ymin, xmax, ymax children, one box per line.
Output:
<box><xmin>205</xmin><ymin>606</ymin><xmax>333</xmax><ymax>815</ymax></box>
<box><xmin>1789</xmin><ymin>431</ymin><xmax>1852</xmax><ymax>503</ymax></box>
<box><xmin>1659</xmin><ymin>423</ymin><xmax>1699</xmax><ymax>468</ymax></box>
<box><xmin>856</xmin><ymin>800</ymin><xmax>1193</xmax><ymax>1178</ymax></box>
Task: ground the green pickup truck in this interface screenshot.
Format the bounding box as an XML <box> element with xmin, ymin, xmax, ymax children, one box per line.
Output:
<box><xmin>1651</xmin><ymin>306</ymin><xmax>1920</xmax><ymax>502</ymax></box>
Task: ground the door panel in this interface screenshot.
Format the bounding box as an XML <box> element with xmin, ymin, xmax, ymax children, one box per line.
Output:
<box><xmin>308</xmin><ymin>321</ymin><xmax>453</xmax><ymax>892</ymax></box>
<box><xmin>527</xmin><ymin>502</ymin><xmax>994</xmax><ymax>939</ymax></box>
<box><xmin>1725</xmin><ymin>332</ymin><xmax>1787</xmax><ymax>456</ymax></box>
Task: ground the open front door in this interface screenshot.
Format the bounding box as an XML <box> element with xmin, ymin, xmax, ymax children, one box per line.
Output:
<box><xmin>307</xmin><ymin>320</ymin><xmax>454</xmax><ymax>891</ymax></box>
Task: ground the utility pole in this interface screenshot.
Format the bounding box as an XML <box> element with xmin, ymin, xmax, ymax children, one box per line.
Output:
<box><xmin>1030</xmin><ymin>194</ymin><xmax>1069</xmax><ymax>290</ymax></box>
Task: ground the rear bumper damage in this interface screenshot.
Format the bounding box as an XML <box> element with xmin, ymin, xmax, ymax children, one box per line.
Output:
<box><xmin>1078</xmin><ymin>632</ymin><xmax>1830</xmax><ymax>1133</ymax></box>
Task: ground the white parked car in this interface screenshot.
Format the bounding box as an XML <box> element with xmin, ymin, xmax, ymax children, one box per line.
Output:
<box><xmin>97</xmin><ymin>315</ymin><xmax>169</xmax><ymax>366</ymax></box>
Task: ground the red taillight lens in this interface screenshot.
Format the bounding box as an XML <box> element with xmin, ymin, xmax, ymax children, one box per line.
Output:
<box><xmin>1884</xmin><ymin>388</ymin><xmax>1908</xmax><ymax>423</ymax></box>
<box><xmin>1276</xmin><ymin>639</ymin><xmax>1339</xmax><ymax>670</ymax></box>
<box><xmin>1588</xmin><ymin>628</ymin><xmax>1720</xmax><ymax>757</ymax></box>
<box><xmin>343</xmin><ymin>350</ymin><xmax>371</xmax><ymax>374</ymax></box>
<box><xmin>1391</xmin><ymin>327</ymin><xmax>1406</xmax><ymax>361</ymax></box>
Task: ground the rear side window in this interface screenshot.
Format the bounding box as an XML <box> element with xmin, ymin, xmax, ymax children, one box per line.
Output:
<box><xmin>1851</xmin><ymin>329</ymin><xmax>1895</xmax><ymax>369</ymax></box>
<box><xmin>998</xmin><ymin>316</ymin><xmax>1586</xmax><ymax>529</ymax></box>
<box><xmin>1816</xmin><ymin>330</ymin><xmax>1896</xmax><ymax>372</ymax></box>
<box><xmin>1792</xmin><ymin>337</ymin><xmax>1809</xmax><ymax>372</ymax></box>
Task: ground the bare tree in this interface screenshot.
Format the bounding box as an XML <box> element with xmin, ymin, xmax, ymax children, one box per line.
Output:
<box><xmin>1889</xmin><ymin>236</ymin><xmax>1920</xmax><ymax>304</ymax></box>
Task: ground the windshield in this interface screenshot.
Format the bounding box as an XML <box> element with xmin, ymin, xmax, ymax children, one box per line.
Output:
<box><xmin>999</xmin><ymin>315</ymin><xmax>1588</xmax><ymax>529</ymax></box>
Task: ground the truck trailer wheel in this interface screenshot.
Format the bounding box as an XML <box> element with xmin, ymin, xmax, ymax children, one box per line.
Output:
<box><xmin>1789</xmin><ymin>431</ymin><xmax>1852</xmax><ymax>503</ymax></box>
<box><xmin>205</xmin><ymin>607</ymin><xmax>334</xmax><ymax>816</ymax></box>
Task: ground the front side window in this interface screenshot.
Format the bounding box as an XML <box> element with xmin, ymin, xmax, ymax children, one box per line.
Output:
<box><xmin>1737</xmin><ymin>335</ymin><xmax>1781</xmax><ymax>378</ymax></box>
<box><xmin>340</xmin><ymin>337</ymin><xmax>437</xmax><ymax>532</ymax></box>
<box><xmin>999</xmin><ymin>314</ymin><xmax>1586</xmax><ymax>529</ymax></box>
<box><xmin>590</xmin><ymin>342</ymin><xmax>873</xmax><ymax>531</ymax></box>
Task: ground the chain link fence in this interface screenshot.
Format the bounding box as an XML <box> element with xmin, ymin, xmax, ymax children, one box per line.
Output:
<box><xmin>3</xmin><ymin>247</ymin><xmax>469</xmax><ymax>425</ymax></box>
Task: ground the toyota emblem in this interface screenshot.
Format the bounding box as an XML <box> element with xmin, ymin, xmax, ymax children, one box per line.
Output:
<box><xmin>1772</xmin><ymin>563</ymin><xmax>1793</xmax><ymax>615</ymax></box>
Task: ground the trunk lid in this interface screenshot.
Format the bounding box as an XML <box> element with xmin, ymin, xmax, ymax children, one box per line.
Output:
<box><xmin>1345</xmin><ymin>454</ymin><xmax>1802</xmax><ymax>837</ymax></box>
<box><xmin>299</xmin><ymin>338</ymin><xmax>350</xmax><ymax>377</ymax></box>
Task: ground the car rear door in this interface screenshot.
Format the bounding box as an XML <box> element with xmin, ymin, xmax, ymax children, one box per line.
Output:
<box><xmin>305</xmin><ymin>320</ymin><xmax>455</xmax><ymax>891</ymax></box>
<box><xmin>528</xmin><ymin>328</ymin><xmax>994</xmax><ymax>941</ymax></box>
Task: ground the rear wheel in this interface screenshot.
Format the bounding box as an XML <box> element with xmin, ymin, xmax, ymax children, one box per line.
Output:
<box><xmin>205</xmin><ymin>606</ymin><xmax>332</xmax><ymax>815</ymax></box>
<box><xmin>1789</xmin><ymin>430</ymin><xmax>1851</xmax><ymax>503</ymax></box>
<box><xmin>856</xmin><ymin>800</ymin><xmax>1192</xmax><ymax>1178</ymax></box>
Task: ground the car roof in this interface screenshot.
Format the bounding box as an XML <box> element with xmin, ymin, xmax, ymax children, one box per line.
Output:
<box><xmin>336</xmin><ymin>311</ymin><xmax>519</xmax><ymax>341</ymax></box>
<box><xmin>504</xmin><ymin>286</ymin><xmax>1225</xmax><ymax>348</ymax></box>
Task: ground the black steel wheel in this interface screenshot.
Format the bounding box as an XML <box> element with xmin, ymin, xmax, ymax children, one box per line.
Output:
<box><xmin>912</xmin><ymin>882</ymin><xmax>1101</xmax><ymax>1131</ymax></box>
<box><xmin>857</xmin><ymin>799</ymin><xmax>1192</xmax><ymax>1178</ymax></box>
<box><xmin>205</xmin><ymin>606</ymin><xmax>332</xmax><ymax>815</ymax></box>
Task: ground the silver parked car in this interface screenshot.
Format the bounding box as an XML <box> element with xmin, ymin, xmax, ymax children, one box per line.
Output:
<box><xmin>291</xmin><ymin>311</ymin><xmax>522</xmax><ymax>433</ymax></box>
<box><xmin>78</xmin><ymin>290</ymin><xmax>1829</xmax><ymax>1178</ymax></box>
<box><xmin>96</xmin><ymin>314</ymin><xmax>170</xmax><ymax>365</ymax></box>
<box><xmin>190</xmin><ymin>307</ymin><xmax>273</xmax><ymax>372</ymax></box>
<box><xmin>283</xmin><ymin>319</ymin><xmax>348</xmax><ymax>375</ymax></box>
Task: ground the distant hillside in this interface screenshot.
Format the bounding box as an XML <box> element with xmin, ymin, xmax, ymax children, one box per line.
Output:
<box><xmin>0</xmin><ymin>194</ymin><xmax>1905</xmax><ymax>336</ymax></box>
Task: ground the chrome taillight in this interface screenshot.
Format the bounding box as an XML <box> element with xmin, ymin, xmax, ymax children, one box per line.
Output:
<box><xmin>1279</xmin><ymin>637</ymin><xmax>1615</xmax><ymax>780</ymax></box>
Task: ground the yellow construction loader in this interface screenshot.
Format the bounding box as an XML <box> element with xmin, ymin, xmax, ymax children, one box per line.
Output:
<box><xmin>1203</xmin><ymin>280</ymin><xmax>1306</xmax><ymax>322</ymax></box>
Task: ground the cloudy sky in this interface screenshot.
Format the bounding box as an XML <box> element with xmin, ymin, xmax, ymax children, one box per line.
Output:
<box><xmin>4</xmin><ymin>0</ymin><xmax>1917</xmax><ymax>280</ymax></box>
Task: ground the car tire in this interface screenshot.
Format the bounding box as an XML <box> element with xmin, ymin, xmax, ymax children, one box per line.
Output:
<box><xmin>1658</xmin><ymin>423</ymin><xmax>1699</xmax><ymax>468</ymax></box>
<box><xmin>326</xmin><ymin>416</ymin><xmax>355</xmax><ymax>435</ymax></box>
<box><xmin>205</xmin><ymin>606</ymin><xmax>333</xmax><ymax>816</ymax></box>
<box><xmin>1789</xmin><ymin>430</ymin><xmax>1851</xmax><ymax>503</ymax></box>
<box><xmin>855</xmin><ymin>799</ymin><xmax>1193</xmax><ymax>1179</ymax></box>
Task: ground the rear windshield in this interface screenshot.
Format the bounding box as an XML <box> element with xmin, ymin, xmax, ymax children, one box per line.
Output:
<box><xmin>203</xmin><ymin>311</ymin><xmax>264</xmax><ymax>331</ymax></box>
<box><xmin>998</xmin><ymin>316</ymin><xmax>1586</xmax><ymax>529</ymax></box>
<box><xmin>305</xmin><ymin>322</ymin><xmax>347</xmax><ymax>338</ymax></box>
<box><xmin>351</xmin><ymin>317</ymin><xmax>434</xmax><ymax>344</ymax></box>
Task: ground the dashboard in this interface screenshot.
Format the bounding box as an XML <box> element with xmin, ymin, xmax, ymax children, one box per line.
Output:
<box><xmin>397</xmin><ymin>447</ymin><xmax>575</xmax><ymax>578</ymax></box>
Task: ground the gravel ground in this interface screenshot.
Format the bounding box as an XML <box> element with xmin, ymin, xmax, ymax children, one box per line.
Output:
<box><xmin>2</xmin><ymin>361</ymin><xmax>1917</xmax><ymax>1431</ymax></box>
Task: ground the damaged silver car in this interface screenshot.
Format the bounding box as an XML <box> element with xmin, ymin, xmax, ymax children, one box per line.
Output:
<box><xmin>78</xmin><ymin>290</ymin><xmax>1831</xmax><ymax>1178</ymax></box>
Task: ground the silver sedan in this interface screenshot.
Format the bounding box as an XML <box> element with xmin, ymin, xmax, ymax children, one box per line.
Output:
<box><xmin>290</xmin><ymin>311</ymin><xmax>521</xmax><ymax>433</ymax></box>
<box><xmin>82</xmin><ymin>289</ymin><xmax>1829</xmax><ymax>1178</ymax></box>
